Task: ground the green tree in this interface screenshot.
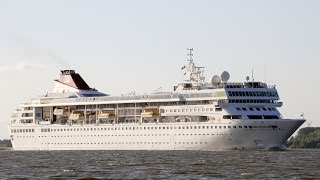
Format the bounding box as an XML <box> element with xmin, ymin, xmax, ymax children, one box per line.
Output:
<box><xmin>287</xmin><ymin>127</ymin><xmax>320</xmax><ymax>148</ymax></box>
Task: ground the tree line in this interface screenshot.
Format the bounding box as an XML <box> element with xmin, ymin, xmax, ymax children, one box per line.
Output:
<box><xmin>287</xmin><ymin>127</ymin><xmax>320</xmax><ymax>148</ymax></box>
<box><xmin>0</xmin><ymin>139</ymin><xmax>12</xmax><ymax>148</ymax></box>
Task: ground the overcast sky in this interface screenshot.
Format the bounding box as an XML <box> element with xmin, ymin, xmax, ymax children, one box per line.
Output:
<box><xmin>0</xmin><ymin>0</ymin><xmax>319</xmax><ymax>139</ymax></box>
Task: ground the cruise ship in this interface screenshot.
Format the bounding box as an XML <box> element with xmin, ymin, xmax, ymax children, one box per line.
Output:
<box><xmin>9</xmin><ymin>49</ymin><xmax>305</xmax><ymax>151</ymax></box>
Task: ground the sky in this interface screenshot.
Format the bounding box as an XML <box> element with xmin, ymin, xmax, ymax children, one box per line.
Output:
<box><xmin>0</xmin><ymin>0</ymin><xmax>319</xmax><ymax>139</ymax></box>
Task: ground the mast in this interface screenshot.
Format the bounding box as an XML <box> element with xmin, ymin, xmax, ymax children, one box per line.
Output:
<box><xmin>181</xmin><ymin>48</ymin><xmax>205</xmax><ymax>87</ymax></box>
<box><xmin>187</xmin><ymin>48</ymin><xmax>194</xmax><ymax>63</ymax></box>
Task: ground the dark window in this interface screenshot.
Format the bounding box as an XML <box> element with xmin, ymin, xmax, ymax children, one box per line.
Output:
<box><xmin>263</xmin><ymin>115</ymin><xmax>279</xmax><ymax>119</ymax></box>
<box><xmin>232</xmin><ymin>115</ymin><xmax>242</xmax><ymax>119</ymax></box>
<box><xmin>248</xmin><ymin>115</ymin><xmax>263</xmax><ymax>119</ymax></box>
<box><xmin>215</xmin><ymin>108</ymin><xmax>222</xmax><ymax>111</ymax></box>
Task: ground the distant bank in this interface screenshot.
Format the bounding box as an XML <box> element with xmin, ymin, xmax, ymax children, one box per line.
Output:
<box><xmin>287</xmin><ymin>127</ymin><xmax>320</xmax><ymax>149</ymax></box>
<box><xmin>0</xmin><ymin>139</ymin><xmax>12</xmax><ymax>150</ymax></box>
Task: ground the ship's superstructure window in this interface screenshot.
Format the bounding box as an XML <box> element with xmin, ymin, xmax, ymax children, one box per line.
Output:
<box><xmin>12</xmin><ymin>129</ymin><xmax>35</xmax><ymax>133</ymax></box>
<box><xmin>228</xmin><ymin>91</ymin><xmax>278</xmax><ymax>97</ymax></box>
<box><xmin>263</xmin><ymin>115</ymin><xmax>279</xmax><ymax>119</ymax></box>
<box><xmin>41</xmin><ymin>128</ymin><xmax>50</xmax><ymax>132</ymax></box>
<box><xmin>223</xmin><ymin>115</ymin><xmax>241</xmax><ymax>119</ymax></box>
<box><xmin>227</xmin><ymin>99</ymin><xmax>278</xmax><ymax>104</ymax></box>
<box><xmin>248</xmin><ymin>115</ymin><xmax>263</xmax><ymax>119</ymax></box>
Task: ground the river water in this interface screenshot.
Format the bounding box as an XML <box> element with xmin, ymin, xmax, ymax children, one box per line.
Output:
<box><xmin>0</xmin><ymin>149</ymin><xmax>319</xmax><ymax>179</ymax></box>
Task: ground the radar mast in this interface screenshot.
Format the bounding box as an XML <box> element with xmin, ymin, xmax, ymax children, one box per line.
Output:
<box><xmin>181</xmin><ymin>48</ymin><xmax>205</xmax><ymax>88</ymax></box>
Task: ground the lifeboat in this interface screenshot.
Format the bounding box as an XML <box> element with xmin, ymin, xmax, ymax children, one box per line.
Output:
<box><xmin>141</xmin><ymin>108</ymin><xmax>159</xmax><ymax>117</ymax></box>
<box><xmin>98</xmin><ymin>110</ymin><xmax>115</xmax><ymax>119</ymax></box>
<box><xmin>69</xmin><ymin>112</ymin><xmax>81</xmax><ymax>120</ymax></box>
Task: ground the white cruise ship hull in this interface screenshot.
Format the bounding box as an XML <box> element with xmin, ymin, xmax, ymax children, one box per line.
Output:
<box><xmin>10</xmin><ymin>119</ymin><xmax>304</xmax><ymax>151</ymax></box>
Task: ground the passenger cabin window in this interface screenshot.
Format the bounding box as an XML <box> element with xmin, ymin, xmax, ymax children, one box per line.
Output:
<box><xmin>215</xmin><ymin>108</ymin><xmax>222</xmax><ymax>111</ymax></box>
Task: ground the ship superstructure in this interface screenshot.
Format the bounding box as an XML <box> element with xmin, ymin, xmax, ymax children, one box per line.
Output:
<box><xmin>9</xmin><ymin>49</ymin><xmax>305</xmax><ymax>151</ymax></box>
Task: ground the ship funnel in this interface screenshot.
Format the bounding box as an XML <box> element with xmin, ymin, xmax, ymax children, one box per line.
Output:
<box><xmin>57</xmin><ymin>70</ymin><xmax>91</xmax><ymax>90</ymax></box>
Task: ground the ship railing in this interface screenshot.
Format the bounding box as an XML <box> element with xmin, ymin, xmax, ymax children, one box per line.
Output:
<box><xmin>48</xmin><ymin>92</ymin><xmax>215</xmax><ymax>104</ymax></box>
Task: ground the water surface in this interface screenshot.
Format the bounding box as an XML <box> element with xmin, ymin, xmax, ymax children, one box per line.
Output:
<box><xmin>0</xmin><ymin>149</ymin><xmax>319</xmax><ymax>179</ymax></box>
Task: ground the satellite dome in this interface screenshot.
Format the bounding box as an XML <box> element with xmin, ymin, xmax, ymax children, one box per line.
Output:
<box><xmin>221</xmin><ymin>71</ymin><xmax>230</xmax><ymax>82</ymax></box>
<box><xmin>246</xmin><ymin>76</ymin><xmax>250</xmax><ymax>81</ymax></box>
<box><xmin>211</xmin><ymin>75</ymin><xmax>221</xmax><ymax>86</ymax></box>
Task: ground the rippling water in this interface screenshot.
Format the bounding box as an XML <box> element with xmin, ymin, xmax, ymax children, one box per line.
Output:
<box><xmin>0</xmin><ymin>149</ymin><xmax>319</xmax><ymax>179</ymax></box>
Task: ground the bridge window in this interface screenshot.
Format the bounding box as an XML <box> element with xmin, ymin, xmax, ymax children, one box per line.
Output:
<box><xmin>263</xmin><ymin>115</ymin><xmax>279</xmax><ymax>119</ymax></box>
<box><xmin>248</xmin><ymin>115</ymin><xmax>263</xmax><ymax>119</ymax></box>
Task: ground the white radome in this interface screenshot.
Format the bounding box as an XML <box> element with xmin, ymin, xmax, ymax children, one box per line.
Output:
<box><xmin>211</xmin><ymin>75</ymin><xmax>221</xmax><ymax>86</ymax></box>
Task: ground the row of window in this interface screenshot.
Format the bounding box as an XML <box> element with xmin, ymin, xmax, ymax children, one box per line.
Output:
<box><xmin>223</xmin><ymin>115</ymin><xmax>242</xmax><ymax>119</ymax></box>
<box><xmin>39</xmin><ymin>141</ymin><xmax>210</xmax><ymax>145</ymax></box>
<box><xmin>12</xmin><ymin>123</ymin><xmax>281</xmax><ymax>134</ymax></box>
<box><xmin>165</xmin><ymin>108</ymin><xmax>214</xmax><ymax>113</ymax></box>
<box><xmin>236</xmin><ymin>107</ymin><xmax>276</xmax><ymax>111</ymax></box>
<box><xmin>12</xmin><ymin>129</ymin><xmax>34</xmax><ymax>133</ymax></box>
<box><xmin>41</xmin><ymin>128</ymin><xmax>50</xmax><ymax>132</ymax></box>
<box><xmin>228</xmin><ymin>91</ymin><xmax>278</xmax><ymax>97</ymax></box>
<box><xmin>40</xmin><ymin>133</ymin><xmax>229</xmax><ymax>138</ymax></box>
<box><xmin>223</xmin><ymin>115</ymin><xmax>279</xmax><ymax>120</ymax></box>
<box><xmin>228</xmin><ymin>100</ymin><xmax>277</xmax><ymax>104</ymax></box>
<box><xmin>248</xmin><ymin>115</ymin><xmax>279</xmax><ymax>119</ymax></box>
<box><xmin>17</xmin><ymin>133</ymin><xmax>230</xmax><ymax>139</ymax></box>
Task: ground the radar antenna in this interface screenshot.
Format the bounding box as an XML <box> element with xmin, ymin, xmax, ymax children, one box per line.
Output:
<box><xmin>187</xmin><ymin>48</ymin><xmax>193</xmax><ymax>62</ymax></box>
<box><xmin>180</xmin><ymin>48</ymin><xmax>205</xmax><ymax>87</ymax></box>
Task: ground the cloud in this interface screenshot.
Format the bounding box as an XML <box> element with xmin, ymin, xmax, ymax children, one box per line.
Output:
<box><xmin>0</xmin><ymin>62</ymin><xmax>45</xmax><ymax>73</ymax></box>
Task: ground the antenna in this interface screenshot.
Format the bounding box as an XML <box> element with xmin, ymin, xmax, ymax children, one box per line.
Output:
<box><xmin>187</xmin><ymin>48</ymin><xmax>193</xmax><ymax>62</ymax></box>
<box><xmin>251</xmin><ymin>69</ymin><xmax>255</xmax><ymax>82</ymax></box>
<box><xmin>264</xmin><ymin>65</ymin><xmax>267</xmax><ymax>84</ymax></box>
